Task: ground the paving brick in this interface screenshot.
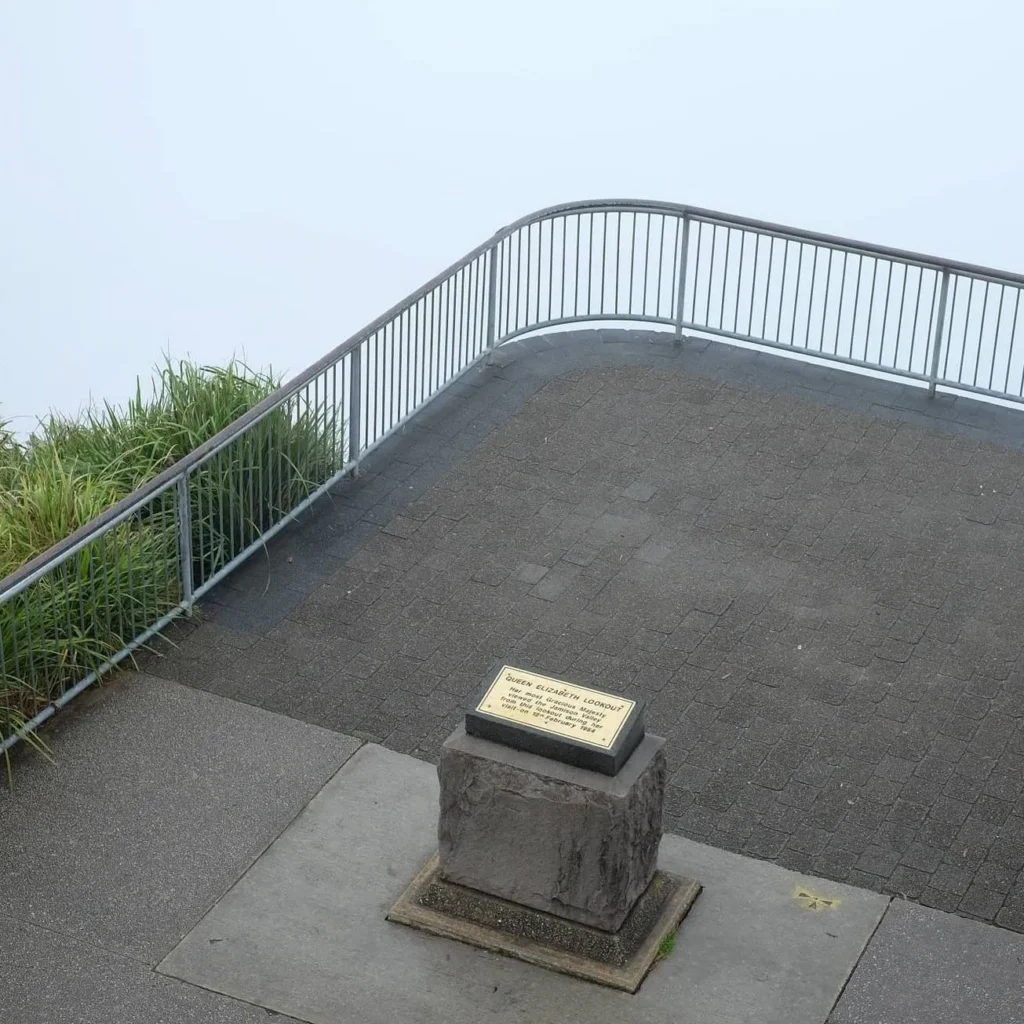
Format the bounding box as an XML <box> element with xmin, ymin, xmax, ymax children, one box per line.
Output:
<box><xmin>973</xmin><ymin>795</ymin><xmax>1014</xmax><ymax>825</ymax></box>
<box><xmin>760</xmin><ymin>800</ymin><xmax>806</xmax><ymax>835</ymax></box>
<box><xmin>787</xmin><ymin>824</ymin><xmax>831</xmax><ymax>856</ymax></box>
<box><xmin>943</xmin><ymin>773</ymin><xmax>985</xmax><ymax>804</ymax></box>
<box><xmin>987</xmin><ymin>839</ymin><xmax>1024</xmax><ymax>872</ymax></box>
<box><xmin>876</xmin><ymin>755</ymin><xmax>916</xmax><ymax>783</ymax></box>
<box><xmin>743</xmin><ymin>825</ymin><xmax>789</xmax><ymax>859</ymax></box>
<box><xmin>929</xmin><ymin>861</ymin><xmax>974</xmax><ymax>897</ymax></box>
<box><xmin>959</xmin><ymin>883</ymin><xmax>1007</xmax><ymax>920</ymax></box>
<box><xmin>775</xmin><ymin>848</ymin><xmax>815</xmax><ymax>874</ymax></box>
<box><xmin>885</xmin><ymin>865</ymin><xmax>930</xmax><ymax>899</ymax></box>
<box><xmin>996</xmin><ymin>896</ymin><xmax>1024</xmax><ymax>931</ymax></box>
<box><xmin>974</xmin><ymin>862</ymin><xmax>1018</xmax><ymax>894</ymax></box>
<box><xmin>514</xmin><ymin>562</ymin><xmax>549</xmax><ymax>584</ymax></box>
<box><xmin>984</xmin><ymin>771</ymin><xmax>1024</xmax><ymax>804</ymax></box>
<box><xmin>857</xmin><ymin>846</ymin><xmax>901</xmax><ymax>879</ymax></box>
<box><xmin>900</xmin><ymin>776</ymin><xmax>944</xmax><ymax>806</ymax></box>
<box><xmin>900</xmin><ymin>842</ymin><xmax>944</xmax><ymax>874</ymax></box>
<box><xmin>623</xmin><ymin>481</ymin><xmax>658</xmax><ymax>502</ymax></box>
<box><xmin>812</xmin><ymin>848</ymin><xmax>858</xmax><ymax>881</ymax></box>
<box><xmin>777</xmin><ymin>780</ymin><xmax>819</xmax><ymax>810</ymax></box>
<box><xmin>919</xmin><ymin>887</ymin><xmax>962</xmax><ymax>913</ymax></box>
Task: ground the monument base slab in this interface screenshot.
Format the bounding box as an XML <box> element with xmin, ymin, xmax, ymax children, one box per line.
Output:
<box><xmin>387</xmin><ymin>853</ymin><xmax>701</xmax><ymax>993</ymax></box>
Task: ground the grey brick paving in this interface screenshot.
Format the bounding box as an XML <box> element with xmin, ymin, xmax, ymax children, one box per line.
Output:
<box><xmin>142</xmin><ymin>328</ymin><xmax>1024</xmax><ymax>932</ymax></box>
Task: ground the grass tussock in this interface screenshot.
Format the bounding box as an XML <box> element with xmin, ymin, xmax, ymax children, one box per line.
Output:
<box><xmin>1</xmin><ymin>359</ymin><xmax>343</xmax><ymax>758</ymax></box>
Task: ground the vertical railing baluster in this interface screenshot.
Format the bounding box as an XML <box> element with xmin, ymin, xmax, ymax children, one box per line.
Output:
<box><xmin>674</xmin><ymin>213</ymin><xmax>691</xmax><ymax>347</ymax></box>
<box><xmin>485</xmin><ymin>244</ymin><xmax>498</xmax><ymax>349</ymax></box>
<box><xmin>928</xmin><ymin>268</ymin><xmax>952</xmax><ymax>397</ymax></box>
<box><xmin>177</xmin><ymin>472</ymin><xmax>194</xmax><ymax>615</ymax></box>
<box><xmin>348</xmin><ymin>345</ymin><xmax>362</xmax><ymax>468</ymax></box>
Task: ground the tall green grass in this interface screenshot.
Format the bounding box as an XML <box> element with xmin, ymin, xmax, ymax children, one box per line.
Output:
<box><xmin>0</xmin><ymin>360</ymin><xmax>343</xmax><ymax>755</ymax></box>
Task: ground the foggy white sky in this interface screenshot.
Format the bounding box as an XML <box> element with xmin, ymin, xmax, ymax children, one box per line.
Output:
<box><xmin>2</xmin><ymin>0</ymin><xmax>1023</xmax><ymax>430</ymax></box>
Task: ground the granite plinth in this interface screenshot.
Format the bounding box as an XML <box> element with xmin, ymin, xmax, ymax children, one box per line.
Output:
<box><xmin>464</xmin><ymin>666</ymin><xmax>647</xmax><ymax>776</ymax></box>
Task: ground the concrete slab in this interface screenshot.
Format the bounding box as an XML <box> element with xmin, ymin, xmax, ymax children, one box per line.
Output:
<box><xmin>0</xmin><ymin>674</ymin><xmax>360</xmax><ymax>964</ymax></box>
<box><xmin>830</xmin><ymin>900</ymin><xmax>1024</xmax><ymax>1024</ymax></box>
<box><xmin>160</xmin><ymin>744</ymin><xmax>889</xmax><ymax>1024</ymax></box>
<box><xmin>0</xmin><ymin>914</ymin><xmax>302</xmax><ymax>1024</ymax></box>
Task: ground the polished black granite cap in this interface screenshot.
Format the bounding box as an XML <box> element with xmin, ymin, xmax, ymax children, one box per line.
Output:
<box><xmin>463</xmin><ymin>665</ymin><xmax>646</xmax><ymax>776</ymax></box>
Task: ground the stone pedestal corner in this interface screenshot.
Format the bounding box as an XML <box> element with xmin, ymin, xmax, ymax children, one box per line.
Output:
<box><xmin>437</xmin><ymin>725</ymin><xmax>666</xmax><ymax>932</ymax></box>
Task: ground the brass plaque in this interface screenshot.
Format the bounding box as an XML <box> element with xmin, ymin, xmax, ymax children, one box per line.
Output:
<box><xmin>475</xmin><ymin>666</ymin><xmax>636</xmax><ymax>750</ymax></box>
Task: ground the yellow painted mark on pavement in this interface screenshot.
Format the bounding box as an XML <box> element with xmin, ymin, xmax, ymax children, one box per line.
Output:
<box><xmin>794</xmin><ymin>887</ymin><xmax>839</xmax><ymax>911</ymax></box>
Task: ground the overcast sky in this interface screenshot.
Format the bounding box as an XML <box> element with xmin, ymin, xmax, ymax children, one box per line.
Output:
<box><xmin>2</xmin><ymin>1</ymin><xmax>1023</xmax><ymax>431</ymax></box>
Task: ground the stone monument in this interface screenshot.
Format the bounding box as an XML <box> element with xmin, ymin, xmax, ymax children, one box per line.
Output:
<box><xmin>388</xmin><ymin>665</ymin><xmax>701</xmax><ymax>992</ymax></box>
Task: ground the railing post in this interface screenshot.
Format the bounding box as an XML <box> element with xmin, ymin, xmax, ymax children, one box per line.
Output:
<box><xmin>348</xmin><ymin>345</ymin><xmax>362</xmax><ymax>473</ymax></box>
<box><xmin>176</xmin><ymin>471</ymin><xmax>194</xmax><ymax>615</ymax></box>
<box><xmin>928</xmin><ymin>268</ymin><xmax>951</xmax><ymax>398</ymax></box>
<box><xmin>673</xmin><ymin>214</ymin><xmax>691</xmax><ymax>348</ymax></box>
<box><xmin>485</xmin><ymin>243</ymin><xmax>499</xmax><ymax>351</ymax></box>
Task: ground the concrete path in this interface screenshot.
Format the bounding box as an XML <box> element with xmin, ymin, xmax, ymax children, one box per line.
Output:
<box><xmin>0</xmin><ymin>674</ymin><xmax>359</xmax><ymax>1023</ymax></box>
<box><xmin>830</xmin><ymin>899</ymin><xmax>1024</xmax><ymax>1024</ymax></box>
<box><xmin>3</xmin><ymin>674</ymin><xmax>1024</xmax><ymax>1022</ymax></box>
<box><xmin>143</xmin><ymin>329</ymin><xmax>1024</xmax><ymax>930</ymax></box>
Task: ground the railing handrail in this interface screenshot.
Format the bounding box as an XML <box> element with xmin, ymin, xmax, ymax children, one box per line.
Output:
<box><xmin>0</xmin><ymin>227</ymin><xmax>503</xmax><ymax>601</ymax></box>
<box><xmin>499</xmin><ymin>199</ymin><xmax>1024</xmax><ymax>285</ymax></box>
<box><xmin>4</xmin><ymin>197</ymin><xmax>1024</xmax><ymax>601</ymax></box>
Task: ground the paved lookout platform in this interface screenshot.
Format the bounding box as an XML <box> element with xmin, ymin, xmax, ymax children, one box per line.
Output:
<box><xmin>147</xmin><ymin>329</ymin><xmax>1024</xmax><ymax>930</ymax></box>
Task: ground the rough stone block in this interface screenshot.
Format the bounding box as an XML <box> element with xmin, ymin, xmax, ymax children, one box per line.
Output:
<box><xmin>437</xmin><ymin>725</ymin><xmax>666</xmax><ymax>931</ymax></box>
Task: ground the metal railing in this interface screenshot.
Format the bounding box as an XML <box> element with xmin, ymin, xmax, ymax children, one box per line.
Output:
<box><xmin>3</xmin><ymin>198</ymin><xmax>1024</xmax><ymax>750</ymax></box>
